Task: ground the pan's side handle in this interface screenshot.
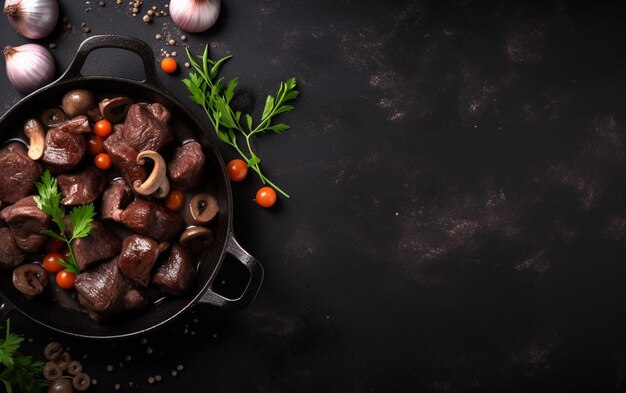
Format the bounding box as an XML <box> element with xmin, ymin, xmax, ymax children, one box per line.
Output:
<box><xmin>198</xmin><ymin>236</ymin><xmax>264</xmax><ymax>311</ymax></box>
<box><xmin>59</xmin><ymin>34</ymin><xmax>163</xmax><ymax>89</ymax></box>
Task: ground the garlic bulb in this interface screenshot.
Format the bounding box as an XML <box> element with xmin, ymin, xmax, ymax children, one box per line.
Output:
<box><xmin>3</xmin><ymin>0</ymin><xmax>59</xmax><ymax>39</ymax></box>
<box><xmin>3</xmin><ymin>44</ymin><xmax>55</xmax><ymax>94</ymax></box>
<box><xmin>169</xmin><ymin>0</ymin><xmax>220</xmax><ymax>33</ymax></box>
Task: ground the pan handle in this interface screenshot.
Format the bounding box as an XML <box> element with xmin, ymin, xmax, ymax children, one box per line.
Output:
<box><xmin>198</xmin><ymin>236</ymin><xmax>264</xmax><ymax>311</ymax></box>
<box><xmin>59</xmin><ymin>34</ymin><xmax>163</xmax><ymax>90</ymax></box>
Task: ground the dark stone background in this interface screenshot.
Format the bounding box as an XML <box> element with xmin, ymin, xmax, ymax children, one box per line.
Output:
<box><xmin>2</xmin><ymin>0</ymin><xmax>626</xmax><ymax>392</ymax></box>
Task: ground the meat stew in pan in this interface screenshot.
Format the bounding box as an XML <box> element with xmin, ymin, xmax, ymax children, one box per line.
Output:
<box><xmin>0</xmin><ymin>88</ymin><xmax>218</xmax><ymax>322</ymax></box>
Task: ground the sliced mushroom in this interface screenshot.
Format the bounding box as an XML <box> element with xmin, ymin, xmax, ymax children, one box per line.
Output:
<box><xmin>41</xmin><ymin>107</ymin><xmax>67</xmax><ymax>127</ymax></box>
<box><xmin>23</xmin><ymin>118</ymin><xmax>45</xmax><ymax>160</ymax></box>
<box><xmin>43</xmin><ymin>361</ymin><xmax>63</xmax><ymax>381</ymax></box>
<box><xmin>186</xmin><ymin>193</ymin><xmax>218</xmax><ymax>225</ymax></box>
<box><xmin>12</xmin><ymin>263</ymin><xmax>48</xmax><ymax>297</ymax></box>
<box><xmin>100</xmin><ymin>97</ymin><xmax>132</xmax><ymax>123</ymax></box>
<box><xmin>72</xmin><ymin>372</ymin><xmax>91</xmax><ymax>391</ymax></box>
<box><xmin>179</xmin><ymin>226</ymin><xmax>214</xmax><ymax>252</ymax></box>
<box><xmin>133</xmin><ymin>150</ymin><xmax>170</xmax><ymax>199</ymax></box>
<box><xmin>44</xmin><ymin>342</ymin><xmax>64</xmax><ymax>361</ymax></box>
<box><xmin>62</xmin><ymin>89</ymin><xmax>96</xmax><ymax>118</ymax></box>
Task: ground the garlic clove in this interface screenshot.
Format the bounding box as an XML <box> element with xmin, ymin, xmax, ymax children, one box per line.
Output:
<box><xmin>169</xmin><ymin>0</ymin><xmax>220</xmax><ymax>33</ymax></box>
<box><xmin>3</xmin><ymin>44</ymin><xmax>55</xmax><ymax>94</ymax></box>
<box><xmin>3</xmin><ymin>0</ymin><xmax>59</xmax><ymax>40</ymax></box>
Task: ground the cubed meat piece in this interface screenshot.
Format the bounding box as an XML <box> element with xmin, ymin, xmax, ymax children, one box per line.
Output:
<box><xmin>48</xmin><ymin>116</ymin><xmax>91</xmax><ymax>134</ymax></box>
<box><xmin>0</xmin><ymin>227</ymin><xmax>25</xmax><ymax>270</ymax></box>
<box><xmin>75</xmin><ymin>258</ymin><xmax>148</xmax><ymax>321</ymax></box>
<box><xmin>104</xmin><ymin>130</ymin><xmax>147</xmax><ymax>188</ymax></box>
<box><xmin>0</xmin><ymin>142</ymin><xmax>42</xmax><ymax>204</ymax></box>
<box><xmin>167</xmin><ymin>141</ymin><xmax>206</xmax><ymax>190</ymax></box>
<box><xmin>0</xmin><ymin>196</ymin><xmax>50</xmax><ymax>253</ymax></box>
<box><xmin>42</xmin><ymin>129</ymin><xmax>86</xmax><ymax>173</ymax></box>
<box><xmin>72</xmin><ymin>220</ymin><xmax>122</xmax><ymax>271</ymax></box>
<box><xmin>120</xmin><ymin>200</ymin><xmax>185</xmax><ymax>242</ymax></box>
<box><xmin>151</xmin><ymin>243</ymin><xmax>195</xmax><ymax>295</ymax></box>
<box><xmin>101</xmin><ymin>178</ymin><xmax>133</xmax><ymax>222</ymax></box>
<box><xmin>58</xmin><ymin>165</ymin><xmax>107</xmax><ymax>206</ymax></box>
<box><xmin>117</xmin><ymin>234</ymin><xmax>168</xmax><ymax>287</ymax></box>
<box><xmin>120</xmin><ymin>103</ymin><xmax>172</xmax><ymax>152</ymax></box>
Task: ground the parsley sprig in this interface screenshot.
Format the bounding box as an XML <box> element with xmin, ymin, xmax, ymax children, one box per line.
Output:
<box><xmin>0</xmin><ymin>320</ymin><xmax>48</xmax><ymax>393</ymax></box>
<box><xmin>34</xmin><ymin>170</ymin><xmax>96</xmax><ymax>275</ymax></box>
<box><xmin>183</xmin><ymin>46</ymin><xmax>299</xmax><ymax>199</ymax></box>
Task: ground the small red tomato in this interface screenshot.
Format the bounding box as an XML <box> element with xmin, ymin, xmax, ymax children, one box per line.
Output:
<box><xmin>94</xmin><ymin>153</ymin><xmax>112</xmax><ymax>170</ymax></box>
<box><xmin>93</xmin><ymin>119</ymin><xmax>113</xmax><ymax>138</ymax></box>
<box><xmin>44</xmin><ymin>236</ymin><xmax>64</xmax><ymax>252</ymax></box>
<box><xmin>227</xmin><ymin>159</ymin><xmax>248</xmax><ymax>182</ymax></box>
<box><xmin>87</xmin><ymin>134</ymin><xmax>105</xmax><ymax>155</ymax></box>
<box><xmin>256</xmin><ymin>186</ymin><xmax>277</xmax><ymax>208</ymax></box>
<box><xmin>161</xmin><ymin>57</ymin><xmax>178</xmax><ymax>74</ymax></box>
<box><xmin>56</xmin><ymin>270</ymin><xmax>76</xmax><ymax>289</ymax></box>
<box><xmin>42</xmin><ymin>251</ymin><xmax>65</xmax><ymax>273</ymax></box>
<box><xmin>164</xmin><ymin>190</ymin><xmax>185</xmax><ymax>211</ymax></box>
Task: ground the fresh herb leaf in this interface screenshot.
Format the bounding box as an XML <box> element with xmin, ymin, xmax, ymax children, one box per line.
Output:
<box><xmin>35</xmin><ymin>170</ymin><xmax>96</xmax><ymax>275</ymax></box>
<box><xmin>0</xmin><ymin>320</ymin><xmax>49</xmax><ymax>393</ymax></box>
<box><xmin>183</xmin><ymin>46</ymin><xmax>299</xmax><ymax>199</ymax></box>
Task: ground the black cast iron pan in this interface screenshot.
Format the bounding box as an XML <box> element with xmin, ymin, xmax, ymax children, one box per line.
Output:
<box><xmin>0</xmin><ymin>35</ymin><xmax>263</xmax><ymax>339</ymax></box>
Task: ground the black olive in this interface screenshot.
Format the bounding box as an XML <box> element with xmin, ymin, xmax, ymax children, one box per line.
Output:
<box><xmin>72</xmin><ymin>372</ymin><xmax>91</xmax><ymax>391</ymax></box>
<box><xmin>62</xmin><ymin>89</ymin><xmax>96</xmax><ymax>118</ymax></box>
<box><xmin>41</xmin><ymin>107</ymin><xmax>68</xmax><ymax>127</ymax></box>
<box><xmin>43</xmin><ymin>361</ymin><xmax>62</xmax><ymax>381</ymax></box>
<box><xmin>44</xmin><ymin>342</ymin><xmax>64</xmax><ymax>361</ymax></box>
<box><xmin>67</xmin><ymin>360</ymin><xmax>82</xmax><ymax>375</ymax></box>
<box><xmin>47</xmin><ymin>378</ymin><xmax>74</xmax><ymax>393</ymax></box>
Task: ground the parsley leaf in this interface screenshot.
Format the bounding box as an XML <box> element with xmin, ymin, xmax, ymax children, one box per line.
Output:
<box><xmin>183</xmin><ymin>46</ymin><xmax>299</xmax><ymax>199</ymax></box>
<box><xmin>0</xmin><ymin>320</ymin><xmax>49</xmax><ymax>393</ymax></box>
<box><xmin>35</xmin><ymin>170</ymin><xmax>96</xmax><ymax>275</ymax></box>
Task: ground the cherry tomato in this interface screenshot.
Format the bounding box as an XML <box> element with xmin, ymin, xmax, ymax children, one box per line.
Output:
<box><xmin>256</xmin><ymin>186</ymin><xmax>277</xmax><ymax>208</ymax></box>
<box><xmin>56</xmin><ymin>270</ymin><xmax>76</xmax><ymax>289</ymax></box>
<box><xmin>87</xmin><ymin>134</ymin><xmax>105</xmax><ymax>155</ymax></box>
<box><xmin>161</xmin><ymin>57</ymin><xmax>178</xmax><ymax>74</ymax></box>
<box><xmin>42</xmin><ymin>251</ymin><xmax>65</xmax><ymax>273</ymax></box>
<box><xmin>227</xmin><ymin>159</ymin><xmax>248</xmax><ymax>182</ymax></box>
<box><xmin>93</xmin><ymin>119</ymin><xmax>113</xmax><ymax>138</ymax></box>
<box><xmin>94</xmin><ymin>153</ymin><xmax>112</xmax><ymax>170</ymax></box>
<box><xmin>164</xmin><ymin>190</ymin><xmax>185</xmax><ymax>211</ymax></box>
<box><xmin>44</xmin><ymin>236</ymin><xmax>64</xmax><ymax>252</ymax></box>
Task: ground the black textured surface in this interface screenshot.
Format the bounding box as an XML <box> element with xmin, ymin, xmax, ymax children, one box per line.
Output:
<box><xmin>2</xmin><ymin>1</ymin><xmax>626</xmax><ymax>392</ymax></box>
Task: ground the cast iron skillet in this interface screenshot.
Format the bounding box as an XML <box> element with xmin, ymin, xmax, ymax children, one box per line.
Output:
<box><xmin>0</xmin><ymin>35</ymin><xmax>263</xmax><ymax>339</ymax></box>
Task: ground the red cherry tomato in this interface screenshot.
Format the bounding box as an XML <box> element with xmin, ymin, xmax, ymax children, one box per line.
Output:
<box><xmin>164</xmin><ymin>190</ymin><xmax>185</xmax><ymax>211</ymax></box>
<box><xmin>161</xmin><ymin>57</ymin><xmax>178</xmax><ymax>74</ymax></box>
<box><xmin>87</xmin><ymin>134</ymin><xmax>105</xmax><ymax>155</ymax></box>
<box><xmin>44</xmin><ymin>236</ymin><xmax>64</xmax><ymax>252</ymax></box>
<box><xmin>256</xmin><ymin>186</ymin><xmax>277</xmax><ymax>208</ymax></box>
<box><xmin>93</xmin><ymin>119</ymin><xmax>113</xmax><ymax>138</ymax></box>
<box><xmin>94</xmin><ymin>153</ymin><xmax>112</xmax><ymax>170</ymax></box>
<box><xmin>56</xmin><ymin>270</ymin><xmax>76</xmax><ymax>289</ymax></box>
<box><xmin>42</xmin><ymin>251</ymin><xmax>65</xmax><ymax>273</ymax></box>
<box><xmin>227</xmin><ymin>159</ymin><xmax>248</xmax><ymax>182</ymax></box>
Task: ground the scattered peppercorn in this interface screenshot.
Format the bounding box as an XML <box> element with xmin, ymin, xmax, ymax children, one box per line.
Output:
<box><xmin>49</xmin><ymin>43</ymin><xmax>56</xmax><ymax>49</ymax></box>
<box><xmin>147</xmin><ymin>376</ymin><xmax>155</xmax><ymax>384</ymax></box>
<box><xmin>155</xmin><ymin>34</ymin><xmax>162</xmax><ymax>40</ymax></box>
<box><xmin>155</xmin><ymin>375</ymin><xmax>162</xmax><ymax>382</ymax></box>
<box><xmin>114</xmin><ymin>383</ymin><xmax>121</xmax><ymax>390</ymax></box>
<box><xmin>180</xmin><ymin>35</ymin><xmax>187</xmax><ymax>41</ymax></box>
<box><xmin>168</xmin><ymin>39</ymin><xmax>176</xmax><ymax>46</ymax></box>
<box><xmin>142</xmin><ymin>14</ymin><xmax>150</xmax><ymax>23</ymax></box>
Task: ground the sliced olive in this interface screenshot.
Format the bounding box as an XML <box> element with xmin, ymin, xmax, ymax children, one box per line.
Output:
<box><xmin>41</xmin><ymin>107</ymin><xmax>68</xmax><ymax>127</ymax></box>
<box><xmin>55</xmin><ymin>351</ymin><xmax>71</xmax><ymax>371</ymax></box>
<box><xmin>12</xmin><ymin>263</ymin><xmax>48</xmax><ymax>297</ymax></box>
<box><xmin>43</xmin><ymin>361</ymin><xmax>63</xmax><ymax>381</ymax></box>
<box><xmin>44</xmin><ymin>342</ymin><xmax>64</xmax><ymax>361</ymax></box>
<box><xmin>187</xmin><ymin>193</ymin><xmax>218</xmax><ymax>225</ymax></box>
<box><xmin>72</xmin><ymin>372</ymin><xmax>91</xmax><ymax>391</ymax></box>
<box><xmin>67</xmin><ymin>360</ymin><xmax>83</xmax><ymax>376</ymax></box>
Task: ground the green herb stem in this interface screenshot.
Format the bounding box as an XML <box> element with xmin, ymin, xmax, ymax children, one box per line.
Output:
<box><xmin>183</xmin><ymin>46</ymin><xmax>298</xmax><ymax>200</ymax></box>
